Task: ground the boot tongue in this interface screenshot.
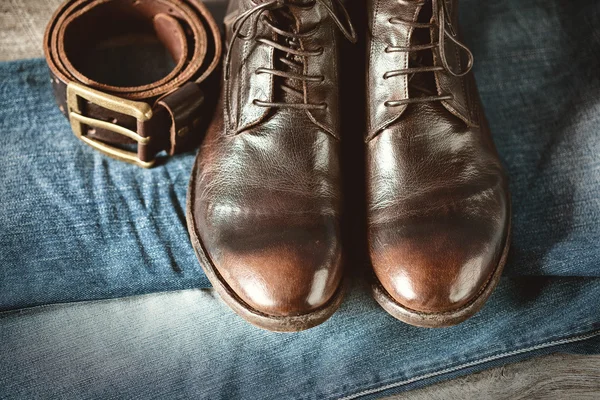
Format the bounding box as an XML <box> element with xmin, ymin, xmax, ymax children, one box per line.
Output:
<box><xmin>289</xmin><ymin>1</ymin><xmax>320</xmax><ymax>31</ymax></box>
<box><xmin>270</xmin><ymin>3</ymin><xmax>320</xmax><ymax>105</ymax></box>
<box><xmin>407</xmin><ymin>0</ymin><xmax>438</xmax><ymax>98</ymax></box>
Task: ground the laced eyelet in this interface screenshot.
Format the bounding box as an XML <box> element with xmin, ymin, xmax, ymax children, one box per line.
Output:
<box><xmin>224</xmin><ymin>0</ymin><xmax>356</xmax><ymax>112</ymax></box>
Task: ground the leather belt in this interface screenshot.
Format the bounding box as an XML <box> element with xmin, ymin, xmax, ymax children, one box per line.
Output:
<box><xmin>44</xmin><ymin>0</ymin><xmax>222</xmax><ymax>167</ymax></box>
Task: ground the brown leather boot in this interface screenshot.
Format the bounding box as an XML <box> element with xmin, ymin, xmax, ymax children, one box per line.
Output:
<box><xmin>366</xmin><ymin>0</ymin><xmax>511</xmax><ymax>327</ymax></box>
<box><xmin>187</xmin><ymin>0</ymin><xmax>356</xmax><ymax>332</ymax></box>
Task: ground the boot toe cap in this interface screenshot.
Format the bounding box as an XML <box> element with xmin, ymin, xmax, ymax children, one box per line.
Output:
<box><xmin>219</xmin><ymin>239</ymin><xmax>342</xmax><ymax>316</ymax></box>
<box><xmin>371</xmin><ymin>219</ymin><xmax>506</xmax><ymax>314</ymax></box>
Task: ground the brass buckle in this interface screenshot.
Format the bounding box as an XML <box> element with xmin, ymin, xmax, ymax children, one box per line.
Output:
<box><xmin>66</xmin><ymin>82</ymin><xmax>155</xmax><ymax>168</ymax></box>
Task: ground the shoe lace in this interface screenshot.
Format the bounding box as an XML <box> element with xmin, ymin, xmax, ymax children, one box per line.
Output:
<box><xmin>384</xmin><ymin>0</ymin><xmax>474</xmax><ymax>107</ymax></box>
<box><xmin>224</xmin><ymin>0</ymin><xmax>357</xmax><ymax>111</ymax></box>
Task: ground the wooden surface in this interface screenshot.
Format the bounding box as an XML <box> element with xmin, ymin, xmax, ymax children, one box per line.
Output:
<box><xmin>0</xmin><ymin>0</ymin><xmax>59</xmax><ymax>61</ymax></box>
<box><xmin>1</xmin><ymin>1</ymin><xmax>599</xmax><ymax>399</ymax></box>
<box><xmin>388</xmin><ymin>354</ymin><xmax>600</xmax><ymax>400</ymax></box>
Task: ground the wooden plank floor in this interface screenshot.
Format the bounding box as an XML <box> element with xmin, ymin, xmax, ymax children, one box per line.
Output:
<box><xmin>1</xmin><ymin>0</ymin><xmax>598</xmax><ymax>398</ymax></box>
<box><xmin>387</xmin><ymin>354</ymin><xmax>600</xmax><ymax>399</ymax></box>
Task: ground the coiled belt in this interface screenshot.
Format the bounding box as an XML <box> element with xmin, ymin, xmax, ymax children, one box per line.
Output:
<box><xmin>44</xmin><ymin>0</ymin><xmax>222</xmax><ymax>167</ymax></box>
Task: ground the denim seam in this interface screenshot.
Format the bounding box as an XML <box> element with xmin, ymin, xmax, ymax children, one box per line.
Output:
<box><xmin>369</xmin><ymin>317</ymin><xmax>600</xmax><ymax>383</ymax></box>
<box><xmin>335</xmin><ymin>328</ymin><xmax>600</xmax><ymax>400</ymax></box>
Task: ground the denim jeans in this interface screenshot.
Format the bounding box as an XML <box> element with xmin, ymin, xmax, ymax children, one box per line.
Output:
<box><xmin>1</xmin><ymin>0</ymin><xmax>600</xmax><ymax>398</ymax></box>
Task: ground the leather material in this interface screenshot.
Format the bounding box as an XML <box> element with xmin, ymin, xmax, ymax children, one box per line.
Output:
<box><xmin>366</xmin><ymin>0</ymin><xmax>510</xmax><ymax>316</ymax></box>
<box><xmin>189</xmin><ymin>0</ymin><xmax>354</xmax><ymax>318</ymax></box>
<box><xmin>433</xmin><ymin>0</ymin><xmax>478</xmax><ymax>126</ymax></box>
<box><xmin>44</xmin><ymin>0</ymin><xmax>222</xmax><ymax>163</ymax></box>
<box><xmin>366</xmin><ymin>0</ymin><xmax>421</xmax><ymax>138</ymax></box>
<box><xmin>295</xmin><ymin>2</ymin><xmax>342</xmax><ymax>137</ymax></box>
<box><xmin>223</xmin><ymin>0</ymin><xmax>274</xmax><ymax>133</ymax></box>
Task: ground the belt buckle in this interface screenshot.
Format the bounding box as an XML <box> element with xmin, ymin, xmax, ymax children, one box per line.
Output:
<box><xmin>66</xmin><ymin>82</ymin><xmax>155</xmax><ymax>168</ymax></box>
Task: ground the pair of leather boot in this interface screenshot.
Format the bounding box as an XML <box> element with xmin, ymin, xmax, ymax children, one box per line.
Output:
<box><xmin>186</xmin><ymin>0</ymin><xmax>511</xmax><ymax>331</ymax></box>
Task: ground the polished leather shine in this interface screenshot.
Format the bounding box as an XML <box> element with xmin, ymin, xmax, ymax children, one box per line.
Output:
<box><xmin>366</xmin><ymin>0</ymin><xmax>510</xmax><ymax>324</ymax></box>
<box><xmin>187</xmin><ymin>0</ymin><xmax>356</xmax><ymax>330</ymax></box>
<box><xmin>44</xmin><ymin>0</ymin><xmax>222</xmax><ymax>164</ymax></box>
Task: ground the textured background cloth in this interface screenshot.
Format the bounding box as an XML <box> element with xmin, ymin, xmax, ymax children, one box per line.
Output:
<box><xmin>1</xmin><ymin>0</ymin><xmax>600</xmax><ymax>399</ymax></box>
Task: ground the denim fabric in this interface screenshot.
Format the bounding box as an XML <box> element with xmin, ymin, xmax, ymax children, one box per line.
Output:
<box><xmin>1</xmin><ymin>0</ymin><xmax>600</xmax><ymax>398</ymax></box>
<box><xmin>0</xmin><ymin>61</ymin><xmax>207</xmax><ymax>309</ymax></box>
<box><xmin>0</xmin><ymin>283</ymin><xmax>599</xmax><ymax>399</ymax></box>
